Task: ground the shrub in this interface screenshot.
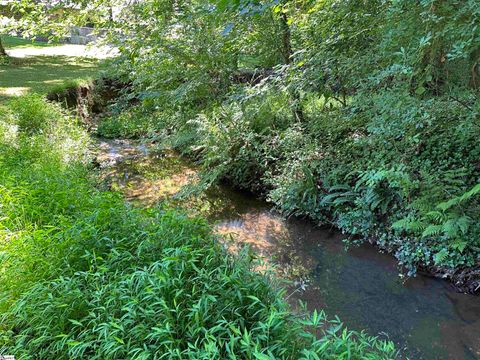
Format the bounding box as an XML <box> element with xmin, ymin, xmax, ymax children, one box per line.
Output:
<box><xmin>97</xmin><ymin>108</ymin><xmax>157</xmax><ymax>139</ymax></box>
<box><xmin>0</xmin><ymin>96</ymin><xmax>397</xmax><ymax>359</ymax></box>
<box><xmin>8</xmin><ymin>94</ymin><xmax>62</xmax><ymax>134</ymax></box>
<box><xmin>2</xmin><ymin>212</ymin><xmax>397</xmax><ymax>359</ymax></box>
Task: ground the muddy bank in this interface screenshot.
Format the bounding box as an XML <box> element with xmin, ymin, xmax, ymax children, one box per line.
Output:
<box><xmin>93</xmin><ymin>138</ymin><xmax>480</xmax><ymax>360</ymax></box>
<box><xmin>47</xmin><ymin>77</ymin><xmax>130</xmax><ymax>125</ymax></box>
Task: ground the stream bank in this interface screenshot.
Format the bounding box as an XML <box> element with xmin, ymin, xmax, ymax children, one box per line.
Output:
<box><xmin>93</xmin><ymin>138</ymin><xmax>480</xmax><ymax>360</ymax></box>
<box><xmin>50</xmin><ymin>81</ymin><xmax>480</xmax><ymax>296</ymax></box>
<box><xmin>44</xmin><ymin>83</ymin><xmax>480</xmax><ymax>359</ymax></box>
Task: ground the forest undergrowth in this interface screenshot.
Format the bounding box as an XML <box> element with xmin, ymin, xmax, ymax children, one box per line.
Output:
<box><xmin>93</xmin><ymin>0</ymin><xmax>480</xmax><ymax>291</ymax></box>
<box><xmin>0</xmin><ymin>95</ymin><xmax>397</xmax><ymax>358</ymax></box>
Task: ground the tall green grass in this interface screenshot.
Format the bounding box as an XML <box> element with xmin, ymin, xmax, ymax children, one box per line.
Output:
<box><xmin>0</xmin><ymin>96</ymin><xmax>397</xmax><ymax>359</ymax></box>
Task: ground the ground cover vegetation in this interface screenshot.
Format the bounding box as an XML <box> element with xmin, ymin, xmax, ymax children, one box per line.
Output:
<box><xmin>78</xmin><ymin>0</ymin><xmax>480</xmax><ymax>284</ymax></box>
<box><xmin>1</xmin><ymin>0</ymin><xmax>479</xmax><ymax>355</ymax></box>
<box><xmin>0</xmin><ymin>35</ymin><xmax>102</xmax><ymax>101</ymax></box>
<box><xmin>0</xmin><ymin>95</ymin><xmax>396</xmax><ymax>358</ymax></box>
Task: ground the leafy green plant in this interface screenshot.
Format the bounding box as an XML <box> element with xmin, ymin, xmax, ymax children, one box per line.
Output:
<box><xmin>97</xmin><ymin>107</ymin><xmax>158</xmax><ymax>139</ymax></box>
<box><xmin>394</xmin><ymin>183</ymin><xmax>480</xmax><ymax>265</ymax></box>
<box><xmin>1</xmin><ymin>217</ymin><xmax>397</xmax><ymax>359</ymax></box>
<box><xmin>8</xmin><ymin>94</ymin><xmax>61</xmax><ymax>133</ymax></box>
<box><xmin>0</xmin><ymin>96</ymin><xmax>397</xmax><ymax>358</ymax></box>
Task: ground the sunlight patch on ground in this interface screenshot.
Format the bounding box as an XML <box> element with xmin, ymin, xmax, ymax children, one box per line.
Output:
<box><xmin>43</xmin><ymin>79</ymin><xmax>68</xmax><ymax>84</ymax></box>
<box><xmin>6</xmin><ymin>44</ymin><xmax>118</xmax><ymax>59</ymax></box>
<box><xmin>0</xmin><ymin>36</ymin><xmax>111</xmax><ymax>102</ymax></box>
<box><xmin>0</xmin><ymin>87</ymin><xmax>30</xmax><ymax>96</ymax></box>
<box><xmin>0</xmin><ymin>56</ymin><xmax>104</xmax><ymax>101</ymax></box>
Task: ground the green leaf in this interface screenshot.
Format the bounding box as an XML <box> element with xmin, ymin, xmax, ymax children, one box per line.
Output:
<box><xmin>433</xmin><ymin>249</ymin><xmax>448</xmax><ymax>265</ymax></box>
<box><xmin>254</xmin><ymin>353</ymin><xmax>271</xmax><ymax>360</ymax></box>
<box><xmin>68</xmin><ymin>319</ymin><xmax>83</xmax><ymax>327</ymax></box>
<box><xmin>415</xmin><ymin>86</ymin><xmax>426</xmax><ymax>95</ymax></box>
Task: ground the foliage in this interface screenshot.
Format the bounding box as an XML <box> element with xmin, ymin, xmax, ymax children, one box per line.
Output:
<box><xmin>0</xmin><ymin>97</ymin><xmax>397</xmax><ymax>358</ymax></box>
<box><xmin>3</xmin><ymin>217</ymin><xmax>396</xmax><ymax>359</ymax></box>
<box><xmin>78</xmin><ymin>0</ymin><xmax>480</xmax><ymax>277</ymax></box>
<box><xmin>97</xmin><ymin>106</ymin><xmax>158</xmax><ymax>139</ymax></box>
<box><xmin>393</xmin><ymin>183</ymin><xmax>480</xmax><ymax>267</ymax></box>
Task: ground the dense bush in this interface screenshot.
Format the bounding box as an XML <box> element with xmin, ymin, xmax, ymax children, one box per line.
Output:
<box><xmin>0</xmin><ymin>97</ymin><xmax>396</xmax><ymax>358</ymax></box>
<box><xmin>97</xmin><ymin>107</ymin><xmax>158</xmax><ymax>139</ymax></box>
<box><xmin>3</xmin><ymin>213</ymin><xmax>397</xmax><ymax>359</ymax></box>
<box><xmin>92</xmin><ymin>0</ymin><xmax>480</xmax><ymax>279</ymax></box>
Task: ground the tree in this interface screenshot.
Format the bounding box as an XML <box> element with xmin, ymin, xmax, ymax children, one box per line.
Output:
<box><xmin>0</xmin><ymin>38</ymin><xmax>6</xmax><ymax>56</ymax></box>
<box><xmin>7</xmin><ymin>0</ymin><xmax>114</xmax><ymax>41</ymax></box>
<box><xmin>0</xmin><ymin>2</ymin><xmax>11</xmax><ymax>57</ymax></box>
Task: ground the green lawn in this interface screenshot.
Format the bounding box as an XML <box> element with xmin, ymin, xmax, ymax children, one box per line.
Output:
<box><xmin>0</xmin><ymin>36</ymin><xmax>105</xmax><ymax>102</ymax></box>
<box><xmin>2</xmin><ymin>35</ymin><xmax>57</xmax><ymax>49</ymax></box>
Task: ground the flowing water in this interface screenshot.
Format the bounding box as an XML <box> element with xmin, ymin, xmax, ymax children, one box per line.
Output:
<box><xmin>95</xmin><ymin>138</ymin><xmax>480</xmax><ymax>360</ymax></box>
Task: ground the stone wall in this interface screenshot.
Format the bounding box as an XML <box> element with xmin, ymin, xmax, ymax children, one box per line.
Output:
<box><xmin>68</xmin><ymin>27</ymin><xmax>103</xmax><ymax>45</ymax></box>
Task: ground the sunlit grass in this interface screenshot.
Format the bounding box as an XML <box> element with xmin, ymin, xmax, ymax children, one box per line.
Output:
<box><xmin>0</xmin><ymin>37</ymin><xmax>105</xmax><ymax>102</ymax></box>
<box><xmin>2</xmin><ymin>35</ymin><xmax>58</xmax><ymax>49</ymax></box>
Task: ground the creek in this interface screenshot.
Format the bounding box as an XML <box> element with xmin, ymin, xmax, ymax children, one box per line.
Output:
<box><xmin>95</xmin><ymin>138</ymin><xmax>480</xmax><ymax>360</ymax></box>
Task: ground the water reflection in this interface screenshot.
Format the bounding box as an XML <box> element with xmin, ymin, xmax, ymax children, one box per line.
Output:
<box><xmin>217</xmin><ymin>209</ymin><xmax>480</xmax><ymax>360</ymax></box>
<box><xmin>96</xmin><ymin>139</ymin><xmax>480</xmax><ymax>360</ymax></box>
<box><xmin>95</xmin><ymin>139</ymin><xmax>198</xmax><ymax>205</ymax></box>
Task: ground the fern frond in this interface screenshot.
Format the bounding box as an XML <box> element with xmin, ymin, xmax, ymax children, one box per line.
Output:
<box><xmin>422</xmin><ymin>224</ymin><xmax>444</xmax><ymax>238</ymax></box>
<box><xmin>460</xmin><ymin>183</ymin><xmax>480</xmax><ymax>202</ymax></box>
<box><xmin>425</xmin><ymin>210</ymin><xmax>445</xmax><ymax>222</ymax></box>
<box><xmin>328</xmin><ymin>184</ymin><xmax>352</xmax><ymax>192</ymax></box>
<box><xmin>456</xmin><ymin>216</ymin><xmax>472</xmax><ymax>235</ymax></box>
<box><xmin>437</xmin><ymin>183</ymin><xmax>480</xmax><ymax>211</ymax></box>
<box><xmin>392</xmin><ymin>218</ymin><xmax>427</xmax><ymax>232</ymax></box>
<box><xmin>443</xmin><ymin>219</ymin><xmax>459</xmax><ymax>238</ymax></box>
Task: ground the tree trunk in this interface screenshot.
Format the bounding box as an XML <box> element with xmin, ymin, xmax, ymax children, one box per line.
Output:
<box><xmin>279</xmin><ymin>10</ymin><xmax>305</xmax><ymax>122</ymax></box>
<box><xmin>280</xmin><ymin>12</ymin><xmax>292</xmax><ymax>65</ymax></box>
<box><xmin>0</xmin><ymin>38</ymin><xmax>7</xmax><ymax>57</ymax></box>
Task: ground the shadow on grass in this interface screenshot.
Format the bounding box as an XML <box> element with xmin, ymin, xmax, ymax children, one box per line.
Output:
<box><xmin>2</xmin><ymin>35</ymin><xmax>58</xmax><ymax>49</ymax></box>
<box><xmin>0</xmin><ymin>55</ymin><xmax>103</xmax><ymax>100</ymax></box>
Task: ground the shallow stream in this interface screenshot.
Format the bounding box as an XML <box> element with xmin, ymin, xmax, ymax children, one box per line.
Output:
<box><xmin>95</xmin><ymin>138</ymin><xmax>480</xmax><ymax>360</ymax></box>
